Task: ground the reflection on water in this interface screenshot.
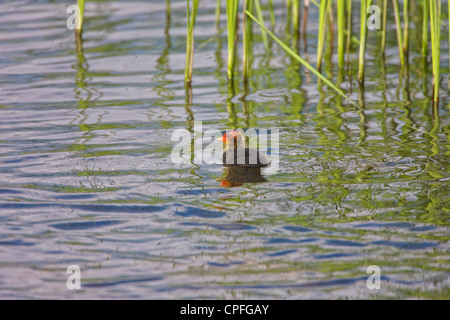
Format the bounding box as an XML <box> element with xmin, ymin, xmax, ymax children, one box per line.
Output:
<box><xmin>218</xmin><ymin>166</ymin><xmax>267</xmax><ymax>188</ymax></box>
<box><xmin>0</xmin><ymin>0</ymin><xmax>448</xmax><ymax>299</ymax></box>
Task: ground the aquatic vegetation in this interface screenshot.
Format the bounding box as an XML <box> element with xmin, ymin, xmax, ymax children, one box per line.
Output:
<box><xmin>243</xmin><ymin>0</ymin><xmax>254</xmax><ymax>84</ymax></box>
<box><xmin>226</xmin><ymin>0</ymin><xmax>239</xmax><ymax>79</ymax></box>
<box><xmin>179</xmin><ymin>0</ymin><xmax>445</xmax><ymax>103</ymax></box>
<box><xmin>76</xmin><ymin>0</ymin><xmax>85</xmax><ymax>34</ymax></box>
<box><xmin>393</xmin><ymin>0</ymin><xmax>405</xmax><ymax>65</ymax></box>
<box><xmin>429</xmin><ymin>0</ymin><xmax>441</xmax><ymax>104</ymax></box>
<box><xmin>75</xmin><ymin>0</ymin><xmax>448</xmax><ymax>104</ymax></box>
<box><xmin>185</xmin><ymin>0</ymin><xmax>200</xmax><ymax>83</ymax></box>
<box><xmin>337</xmin><ymin>0</ymin><xmax>345</xmax><ymax>68</ymax></box>
<box><xmin>316</xmin><ymin>0</ymin><xmax>328</xmax><ymax>70</ymax></box>
<box><xmin>246</xmin><ymin>11</ymin><xmax>358</xmax><ymax>107</ymax></box>
<box><xmin>358</xmin><ymin>0</ymin><xmax>372</xmax><ymax>83</ymax></box>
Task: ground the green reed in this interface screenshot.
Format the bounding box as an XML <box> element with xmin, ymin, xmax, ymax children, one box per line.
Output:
<box><xmin>243</xmin><ymin>0</ymin><xmax>253</xmax><ymax>83</ymax></box>
<box><xmin>429</xmin><ymin>0</ymin><xmax>441</xmax><ymax>103</ymax></box>
<box><xmin>317</xmin><ymin>0</ymin><xmax>328</xmax><ymax>70</ymax></box>
<box><xmin>76</xmin><ymin>0</ymin><xmax>85</xmax><ymax>33</ymax></box>
<box><xmin>226</xmin><ymin>0</ymin><xmax>239</xmax><ymax>79</ymax></box>
<box><xmin>246</xmin><ymin>10</ymin><xmax>358</xmax><ymax>107</ymax></box>
<box><xmin>358</xmin><ymin>0</ymin><xmax>372</xmax><ymax>83</ymax></box>
<box><xmin>381</xmin><ymin>0</ymin><xmax>387</xmax><ymax>54</ymax></box>
<box><xmin>422</xmin><ymin>0</ymin><xmax>429</xmax><ymax>60</ymax></box>
<box><xmin>180</xmin><ymin>0</ymin><xmax>446</xmax><ymax>105</ymax></box>
<box><xmin>286</xmin><ymin>0</ymin><xmax>293</xmax><ymax>39</ymax></box>
<box><xmin>327</xmin><ymin>0</ymin><xmax>334</xmax><ymax>34</ymax></box>
<box><xmin>292</xmin><ymin>0</ymin><xmax>300</xmax><ymax>35</ymax></box>
<box><xmin>393</xmin><ymin>0</ymin><xmax>405</xmax><ymax>65</ymax></box>
<box><xmin>185</xmin><ymin>0</ymin><xmax>200</xmax><ymax>83</ymax></box>
<box><xmin>403</xmin><ymin>0</ymin><xmax>410</xmax><ymax>57</ymax></box>
<box><xmin>75</xmin><ymin>0</ymin><xmax>86</xmax><ymax>64</ymax></box>
<box><xmin>337</xmin><ymin>0</ymin><xmax>345</xmax><ymax>68</ymax></box>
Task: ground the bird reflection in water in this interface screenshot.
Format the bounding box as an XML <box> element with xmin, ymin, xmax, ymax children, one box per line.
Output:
<box><xmin>217</xmin><ymin>166</ymin><xmax>267</xmax><ymax>188</ymax></box>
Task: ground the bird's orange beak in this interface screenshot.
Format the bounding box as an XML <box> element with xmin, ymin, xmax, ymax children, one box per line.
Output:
<box><xmin>217</xmin><ymin>133</ymin><xmax>226</xmax><ymax>142</ymax></box>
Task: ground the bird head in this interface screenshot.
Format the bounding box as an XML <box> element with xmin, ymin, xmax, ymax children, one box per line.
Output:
<box><xmin>217</xmin><ymin>130</ymin><xmax>245</xmax><ymax>149</ymax></box>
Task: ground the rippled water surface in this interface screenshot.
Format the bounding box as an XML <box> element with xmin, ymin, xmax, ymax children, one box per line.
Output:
<box><xmin>0</xmin><ymin>0</ymin><xmax>449</xmax><ymax>299</ymax></box>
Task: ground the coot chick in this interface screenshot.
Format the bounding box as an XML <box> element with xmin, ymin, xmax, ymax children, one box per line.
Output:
<box><xmin>217</xmin><ymin>130</ymin><xmax>270</xmax><ymax>168</ymax></box>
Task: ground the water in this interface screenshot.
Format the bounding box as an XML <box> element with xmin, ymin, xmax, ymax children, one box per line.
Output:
<box><xmin>0</xmin><ymin>0</ymin><xmax>448</xmax><ymax>299</ymax></box>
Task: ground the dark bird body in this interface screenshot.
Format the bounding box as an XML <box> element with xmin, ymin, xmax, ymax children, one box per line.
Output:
<box><xmin>219</xmin><ymin>130</ymin><xmax>270</xmax><ymax>168</ymax></box>
<box><xmin>222</xmin><ymin>148</ymin><xmax>269</xmax><ymax>168</ymax></box>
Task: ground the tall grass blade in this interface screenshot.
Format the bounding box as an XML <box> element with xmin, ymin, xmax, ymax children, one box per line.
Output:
<box><xmin>226</xmin><ymin>0</ymin><xmax>239</xmax><ymax>79</ymax></box>
<box><xmin>393</xmin><ymin>0</ymin><xmax>405</xmax><ymax>65</ymax></box>
<box><xmin>327</xmin><ymin>0</ymin><xmax>334</xmax><ymax>40</ymax></box>
<box><xmin>358</xmin><ymin>0</ymin><xmax>372</xmax><ymax>83</ymax></box>
<box><xmin>292</xmin><ymin>0</ymin><xmax>300</xmax><ymax>51</ymax></box>
<box><xmin>185</xmin><ymin>0</ymin><xmax>200</xmax><ymax>83</ymax></box>
<box><xmin>246</xmin><ymin>10</ymin><xmax>358</xmax><ymax>107</ymax></box>
<box><xmin>429</xmin><ymin>0</ymin><xmax>441</xmax><ymax>103</ymax></box>
<box><xmin>254</xmin><ymin>0</ymin><xmax>268</xmax><ymax>49</ymax></box>
<box><xmin>422</xmin><ymin>0</ymin><xmax>429</xmax><ymax>58</ymax></box>
<box><xmin>381</xmin><ymin>0</ymin><xmax>387</xmax><ymax>53</ymax></box>
<box><xmin>76</xmin><ymin>0</ymin><xmax>85</xmax><ymax>33</ymax></box>
<box><xmin>324</xmin><ymin>0</ymin><xmax>334</xmax><ymax>74</ymax></box>
<box><xmin>403</xmin><ymin>0</ymin><xmax>410</xmax><ymax>59</ymax></box>
<box><xmin>166</xmin><ymin>0</ymin><xmax>171</xmax><ymax>23</ymax></box>
<box><xmin>286</xmin><ymin>0</ymin><xmax>293</xmax><ymax>37</ymax></box>
<box><xmin>317</xmin><ymin>0</ymin><xmax>328</xmax><ymax>69</ymax></box>
<box><xmin>337</xmin><ymin>0</ymin><xmax>345</xmax><ymax>68</ymax></box>
<box><xmin>243</xmin><ymin>0</ymin><xmax>253</xmax><ymax>83</ymax></box>
<box><xmin>292</xmin><ymin>0</ymin><xmax>300</xmax><ymax>35</ymax></box>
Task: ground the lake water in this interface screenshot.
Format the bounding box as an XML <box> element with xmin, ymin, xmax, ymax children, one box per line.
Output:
<box><xmin>0</xmin><ymin>0</ymin><xmax>448</xmax><ymax>299</ymax></box>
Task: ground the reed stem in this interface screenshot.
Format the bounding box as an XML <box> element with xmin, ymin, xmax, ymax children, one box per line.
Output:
<box><xmin>422</xmin><ymin>0</ymin><xmax>429</xmax><ymax>58</ymax></box>
<box><xmin>381</xmin><ymin>0</ymin><xmax>387</xmax><ymax>54</ymax></box>
<box><xmin>317</xmin><ymin>0</ymin><xmax>328</xmax><ymax>70</ymax></box>
<box><xmin>429</xmin><ymin>0</ymin><xmax>441</xmax><ymax>103</ymax></box>
<box><xmin>403</xmin><ymin>0</ymin><xmax>410</xmax><ymax>60</ymax></box>
<box><xmin>243</xmin><ymin>0</ymin><xmax>253</xmax><ymax>83</ymax></box>
<box><xmin>393</xmin><ymin>0</ymin><xmax>405</xmax><ymax>65</ymax></box>
<box><xmin>76</xmin><ymin>0</ymin><xmax>85</xmax><ymax>32</ymax></box>
<box><xmin>292</xmin><ymin>0</ymin><xmax>300</xmax><ymax>35</ymax></box>
<box><xmin>185</xmin><ymin>0</ymin><xmax>200</xmax><ymax>83</ymax></box>
<box><xmin>337</xmin><ymin>0</ymin><xmax>345</xmax><ymax>68</ymax></box>
<box><xmin>226</xmin><ymin>0</ymin><xmax>239</xmax><ymax>79</ymax></box>
<box><xmin>358</xmin><ymin>0</ymin><xmax>372</xmax><ymax>83</ymax></box>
